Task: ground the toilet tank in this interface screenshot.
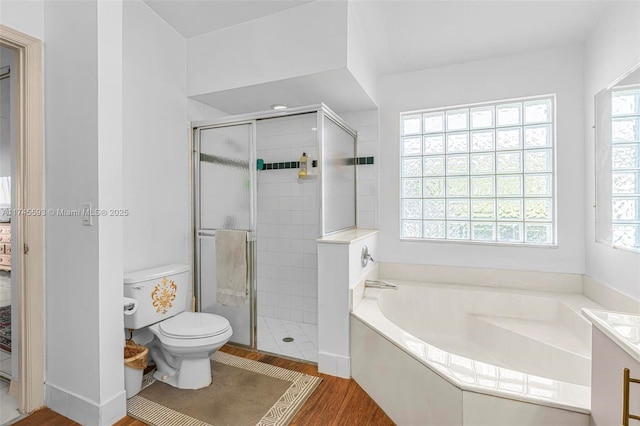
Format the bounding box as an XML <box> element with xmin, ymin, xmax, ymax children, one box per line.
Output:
<box><xmin>124</xmin><ymin>264</ymin><xmax>190</xmax><ymax>329</ymax></box>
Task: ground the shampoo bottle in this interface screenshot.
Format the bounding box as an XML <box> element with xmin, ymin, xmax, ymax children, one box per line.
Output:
<box><xmin>298</xmin><ymin>152</ymin><xmax>308</xmax><ymax>178</ymax></box>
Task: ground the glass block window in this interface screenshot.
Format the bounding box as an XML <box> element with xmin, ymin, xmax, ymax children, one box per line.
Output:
<box><xmin>611</xmin><ymin>88</ymin><xmax>640</xmax><ymax>250</ymax></box>
<box><xmin>400</xmin><ymin>96</ymin><xmax>556</xmax><ymax>244</ymax></box>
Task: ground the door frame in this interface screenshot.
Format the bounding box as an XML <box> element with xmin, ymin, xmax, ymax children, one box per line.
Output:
<box><xmin>0</xmin><ymin>24</ymin><xmax>45</xmax><ymax>413</ymax></box>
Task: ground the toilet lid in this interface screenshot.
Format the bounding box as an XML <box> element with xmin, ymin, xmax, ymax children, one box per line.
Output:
<box><xmin>159</xmin><ymin>312</ymin><xmax>231</xmax><ymax>339</ymax></box>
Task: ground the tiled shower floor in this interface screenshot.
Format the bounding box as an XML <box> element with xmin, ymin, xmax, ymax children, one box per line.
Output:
<box><xmin>257</xmin><ymin>316</ymin><xmax>318</xmax><ymax>363</ymax></box>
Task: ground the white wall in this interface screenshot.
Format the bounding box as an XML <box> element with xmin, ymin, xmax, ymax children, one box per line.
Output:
<box><xmin>377</xmin><ymin>45</ymin><xmax>585</xmax><ymax>274</ymax></box>
<box><xmin>0</xmin><ymin>0</ymin><xmax>44</xmax><ymax>41</ymax></box>
<box><xmin>346</xmin><ymin>1</ymin><xmax>377</xmax><ymax>106</ymax></box>
<box><xmin>0</xmin><ymin>47</ymin><xmax>13</xmax><ymax>179</ymax></box>
<box><xmin>187</xmin><ymin>1</ymin><xmax>348</xmax><ymax>98</ymax></box>
<box><xmin>584</xmin><ymin>1</ymin><xmax>640</xmax><ymax>299</ymax></box>
<box><xmin>123</xmin><ymin>1</ymin><xmax>189</xmax><ymax>284</ymax></box>
<box><xmin>44</xmin><ymin>1</ymin><xmax>125</xmax><ymax>423</ymax></box>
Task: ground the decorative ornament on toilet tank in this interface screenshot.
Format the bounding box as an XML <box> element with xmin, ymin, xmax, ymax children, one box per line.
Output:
<box><xmin>151</xmin><ymin>277</ymin><xmax>177</xmax><ymax>314</ymax></box>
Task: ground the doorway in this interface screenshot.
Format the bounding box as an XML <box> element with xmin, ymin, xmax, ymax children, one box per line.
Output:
<box><xmin>0</xmin><ymin>24</ymin><xmax>45</xmax><ymax>417</ymax></box>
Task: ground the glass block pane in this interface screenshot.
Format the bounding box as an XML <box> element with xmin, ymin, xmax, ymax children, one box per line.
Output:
<box><xmin>498</xmin><ymin>223</ymin><xmax>523</xmax><ymax>242</ymax></box>
<box><xmin>471</xmin><ymin>130</ymin><xmax>495</xmax><ymax>151</ymax></box>
<box><xmin>471</xmin><ymin>176</ymin><xmax>495</xmax><ymax>197</ymax></box>
<box><xmin>612</xmin><ymin>224</ymin><xmax>640</xmax><ymax>248</ymax></box>
<box><xmin>470</xmin><ymin>153</ymin><xmax>495</xmax><ymax>174</ymax></box>
<box><xmin>423</xmin><ymin>199</ymin><xmax>446</xmax><ymax>219</ymax></box>
<box><xmin>447</xmin><ymin>132</ymin><xmax>469</xmax><ymax>153</ymax></box>
<box><xmin>524</xmin><ymin>149</ymin><xmax>552</xmax><ymax>173</ymax></box>
<box><xmin>496</xmin><ymin>128</ymin><xmax>522</xmax><ymax>150</ymax></box>
<box><xmin>446</xmin><ymin>109</ymin><xmax>469</xmax><ymax>131</ymax></box>
<box><xmin>402</xmin><ymin>178</ymin><xmax>422</xmax><ymax>198</ymax></box>
<box><xmin>402</xmin><ymin>114</ymin><xmax>421</xmax><ymax>135</ymax></box>
<box><xmin>612</xmin><ymin>90</ymin><xmax>640</xmax><ymax>116</ymax></box>
<box><xmin>424</xmin><ymin>221</ymin><xmax>446</xmax><ymax>239</ymax></box>
<box><xmin>525</xmin><ymin>174</ymin><xmax>552</xmax><ymax>196</ymax></box>
<box><xmin>497</xmin><ymin>199</ymin><xmax>522</xmax><ymax>220</ymax></box>
<box><xmin>524</xmin><ymin>124</ymin><xmax>552</xmax><ymax>148</ymax></box>
<box><xmin>447</xmin><ymin>221</ymin><xmax>470</xmax><ymax>240</ymax></box>
<box><xmin>402</xmin><ymin>220</ymin><xmax>422</xmax><ymax>238</ymax></box>
<box><xmin>613</xmin><ymin>145</ymin><xmax>640</xmax><ymax>169</ymax></box>
<box><xmin>402</xmin><ymin>137</ymin><xmax>422</xmax><ymax>156</ymax></box>
<box><xmin>423</xmin><ymin>112</ymin><xmax>444</xmax><ymax>133</ymax></box>
<box><xmin>447</xmin><ymin>199</ymin><xmax>470</xmax><ymax>219</ymax></box>
<box><xmin>423</xmin><ymin>178</ymin><xmax>445</xmax><ymax>197</ymax></box>
<box><xmin>497</xmin><ymin>103</ymin><xmax>522</xmax><ymax>126</ymax></box>
<box><xmin>612</xmin><ymin>117</ymin><xmax>640</xmax><ymax>143</ymax></box>
<box><xmin>497</xmin><ymin>175</ymin><xmax>523</xmax><ymax>197</ymax></box>
<box><xmin>424</xmin><ymin>156</ymin><xmax>445</xmax><ymax>176</ymax></box>
<box><xmin>472</xmin><ymin>222</ymin><xmax>495</xmax><ymax>241</ymax></box>
<box><xmin>497</xmin><ymin>152</ymin><xmax>522</xmax><ymax>173</ymax></box>
<box><xmin>447</xmin><ymin>177</ymin><xmax>469</xmax><ymax>197</ymax></box>
<box><xmin>524</xmin><ymin>99</ymin><xmax>551</xmax><ymax>124</ymax></box>
<box><xmin>525</xmin><ymin>223</ymin><xmax>552</xmax><ymax>244</ymax></box>
<box><xmin>472</xmin><ymin>199</ymin><xmax>495</xmax><ymax>219</ymax></box>
<box><xmin>471</xmin><ymin>106</ymin><xmax>494</xmax><ymax>129</ymax></box>
<box><xmin>402</xmin><ymin>157</ymin><xmax>422</xmax><ymax>177</ymax></box>
<box><xmin>613</xmin><ymin>172</ymin><xmax>639</xmax><ymax>195</ymax></box>
<box><xmin>447</xmin><ymin>154</ymin><xmax>469</xmax><ymax>175</ymax></box>
<box><xmin>402</xmin><ymin>199</ymin><xmax>422</xmax><ymax>219</ymax></box>
<box><xmin>424</xmin><ymin>134</ymin><xmax>445</xmax><ymax>154</ymax></box>
<box><xmin>612</xmin><ymin>198</ymin><xmax>639</xmax><ymax>221</ymax></box>
<box><xmin>525</xmin><ymin>198</ymin><xmax>552</xmax><ymax>221</ymax></box>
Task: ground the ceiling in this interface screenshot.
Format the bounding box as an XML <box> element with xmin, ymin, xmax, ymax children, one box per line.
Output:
<box><xmin>143</xmin><ymin>0</ymin><xmax>314</xmax><ymax>39</ymax></box>
<box><xmin>142</xmin><ymin>0</ymin><xmax>610</xmax><ymax>113</ymax></box>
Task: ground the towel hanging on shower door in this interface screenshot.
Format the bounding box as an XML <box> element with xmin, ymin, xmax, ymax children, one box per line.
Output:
<box><xmin>215</xmin><ymin>229</ymin><xmax>248</xmax><ymax>307</ymax></box>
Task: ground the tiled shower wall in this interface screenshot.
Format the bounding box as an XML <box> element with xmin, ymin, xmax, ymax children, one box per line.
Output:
<box><xmin>256</xmin><ymin>113</ymin><xmax>319</xmax><ymax>324</ymax></box>
<box><xmin>340</xmin><ymin>109</ymin><xmax>379</xmax><ymax>229</ymax></box>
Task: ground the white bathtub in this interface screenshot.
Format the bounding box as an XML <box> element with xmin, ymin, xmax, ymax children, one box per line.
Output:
<box><xmin>350</xmin><ymin>280</ymin><xmax>603</xmax><ymax>426</ymax></box>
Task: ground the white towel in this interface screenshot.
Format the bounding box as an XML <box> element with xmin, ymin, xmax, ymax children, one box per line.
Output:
<box><xmin>215</xmin><ymin>229</ymin><xmax>248</xmax><ymax>307</ymax></box>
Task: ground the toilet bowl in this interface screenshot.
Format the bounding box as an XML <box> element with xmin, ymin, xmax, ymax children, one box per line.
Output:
<box><xmin>123</xmin><ymin>264</ymin><xmax>233</xmax><ymax>391</ymax></box>
<box><xmin>147</xmin><ymin>311</ymin><xmax>233</xmax><ymax>389</ymax></box>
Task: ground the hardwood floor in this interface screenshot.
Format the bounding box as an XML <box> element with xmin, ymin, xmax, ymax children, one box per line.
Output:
<box><xmin>12</xmin><ymin>345</ymin><xmax>394</xmax><ymax>426</ymax></box>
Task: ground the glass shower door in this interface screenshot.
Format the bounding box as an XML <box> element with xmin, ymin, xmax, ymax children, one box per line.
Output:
<box><xmin>195</xmin><ymin>123</ymin><xmax>255</xmax><ymax>347</ymax></box>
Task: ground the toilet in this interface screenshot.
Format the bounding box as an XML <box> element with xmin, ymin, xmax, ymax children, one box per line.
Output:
<box><xmin>124</xmin><ymin>264</ymin><xmax>232</xmax><ymax>390</ymax></box>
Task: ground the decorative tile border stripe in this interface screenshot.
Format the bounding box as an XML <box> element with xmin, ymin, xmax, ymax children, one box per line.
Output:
<box><xmin>259</xmin><ymin>157</ymin><xmax>374</xmax><ymax>170</ymax></box>
<box><xmin>128</xmin><ymin>352</ymin><xmax>322</xmax><ymax>426</ymax></box>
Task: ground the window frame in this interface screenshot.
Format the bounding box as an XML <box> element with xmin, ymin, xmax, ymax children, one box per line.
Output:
<box><xmin>399</xmin><ymin>94</ymin><xmax>558</xmax><ymax>247</ymax></box>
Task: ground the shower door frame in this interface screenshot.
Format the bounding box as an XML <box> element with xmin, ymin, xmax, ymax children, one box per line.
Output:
<box><xmin>192</xmin><ymin>103</ymin><xmax>358</xmax><ymax>352</ymax></box>
<box><xmin>193</xmin><ymin>120</ymin><xmax>258</xmax><ymax>349</ymax></box>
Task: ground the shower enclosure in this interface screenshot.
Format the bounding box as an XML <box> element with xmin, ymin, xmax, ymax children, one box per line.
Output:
<box><xmin>193</xmin><ymin>104</ymin><xmax>357</xmax><ymax>361</ymax></box>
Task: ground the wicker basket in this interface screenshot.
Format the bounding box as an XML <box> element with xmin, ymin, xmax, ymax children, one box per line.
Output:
<box><xmin>124</xmin><ymin>340</ymin><xmax>148</xmax><ymax>370</ymax></box>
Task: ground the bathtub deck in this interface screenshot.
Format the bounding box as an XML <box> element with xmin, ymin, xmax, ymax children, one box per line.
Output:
<box><xmin>472</xmin><ymin>314</ymin><xmax>590</xmax><ymax>356</ymax></box>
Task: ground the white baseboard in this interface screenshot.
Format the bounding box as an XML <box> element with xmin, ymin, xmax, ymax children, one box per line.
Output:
<box><xmin>318</xmin><ymin>351</ymin><xmax>350</xmax><ymax>379</ymax></box>
<box><xmin>45</xmin><ymin>382</ymin><xmax>126</xmax><ymax>425</ymax></box>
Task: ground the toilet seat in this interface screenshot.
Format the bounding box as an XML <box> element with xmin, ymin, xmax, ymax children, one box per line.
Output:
<box><xmin>159</xmin><ymin>312</ymin><xmax>231</xmax><ymax>339</ymax></box>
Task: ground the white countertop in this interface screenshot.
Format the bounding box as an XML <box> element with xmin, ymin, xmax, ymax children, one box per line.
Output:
<box><xmin>582</xmin><ymin>308</ymin><xmax>640</xmax><ymax>363</ymax></box>
<box><xmin>317</xmin><ymin>228</ymin><xmax>378</xmax><ymax>244</ymax></box>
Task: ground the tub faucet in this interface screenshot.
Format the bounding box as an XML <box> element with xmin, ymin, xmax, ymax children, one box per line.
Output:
<box><xmin>365</xmin><ymin>279</ymin><xmax>398</xmax><ymax>290</ymax></box>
